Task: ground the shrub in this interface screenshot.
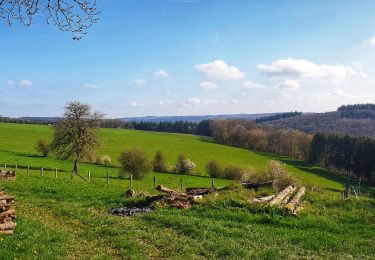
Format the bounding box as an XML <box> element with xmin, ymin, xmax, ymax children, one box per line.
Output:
<box><xmin>153</xmin><ymin>150</ymin><xmax>168</xmax><ymax>172</ymax></box>
<box><xmin>240</xmin><ymin>166</ymin><xmax>257</xmax><ymax>182</ymax></box>
<box><xmin>175</xmin><ymin>154</ymin><xmax>196</xmax><ymax>174</ymax></box>
<box><xmin>223</xmin><ymin>165</ymin><xmax>244</xmax><ymax>180</ymax></box>
<box><xmin>35</xmin><ymin>139</ymin><xmax>50</xmax><ymax>157</ymax></box>
<box><xmin>84</xmin><ymin>153</ymin><xmax>97</xmax><ymax>163</ymax></box>
<box><xmin>206</xmin><ymin>160</ymin><xmax>222</xmax><ymax>178</ymax></box>
<box><xmin>240</xmin><ymin>160</ymin><xmax>296</xmax><ymax>190</ymax></box>
<box><xmin>118</xmin><ymin>148</ymin><xmax>152</xmax><ymax>180</ymax></box>
<box><xmin>266</xmin><ymin>160</ymin><xmax>297</xmax><ymax>190</ymax></box>
<box><xmin>100</xmin><ymin>155</ymin><xmax>112</xmax><ymax>166</ymax></box>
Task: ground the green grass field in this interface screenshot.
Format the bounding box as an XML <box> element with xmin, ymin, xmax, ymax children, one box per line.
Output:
<box><xmin>0</xmin><ymin>123</ymin><xmax>374</xmax><ymax>259</ymax></box>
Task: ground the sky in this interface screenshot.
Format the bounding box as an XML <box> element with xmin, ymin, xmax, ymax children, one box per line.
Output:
<box><xmin>1</xmin><ymin>0</ymin><xmax>375</xmax><ymax>118</ymax></box>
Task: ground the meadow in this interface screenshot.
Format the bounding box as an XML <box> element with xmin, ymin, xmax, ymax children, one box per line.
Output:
<box><xmin>0</xmin><ymin>123</ymin><xmax>374</xmax><ymax>259</ymax></box>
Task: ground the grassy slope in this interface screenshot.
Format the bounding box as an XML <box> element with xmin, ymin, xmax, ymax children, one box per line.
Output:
<box><xmin>0</xmin><ymin>123</ymin><xmax>342</xmax><ymax>190</ymax></box>
<box><xmin>0</xmin><ymin>123</ymin><xmax>374</xmax><ymax>259</ymax></box>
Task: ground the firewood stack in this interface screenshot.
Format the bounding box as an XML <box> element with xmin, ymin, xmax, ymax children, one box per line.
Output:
<box><xmin>251</xmin><ymin>185</ymin><xmax>306</xmax><ymax>215</ymax></box>
<box><xmin>0</xmin><ymin>187</ymin><xmax>16</xmax><ymax>235</ymax></box>
<box><xmin>0</xmin><ymin>169</ymin><xmax>16</xmax><ymax>180</ymax></box>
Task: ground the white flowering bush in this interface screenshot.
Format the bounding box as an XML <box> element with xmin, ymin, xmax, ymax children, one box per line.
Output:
<box><xmin>176</xmin><ymin>154</ymin><xmax>196</xmax><ymax>174</ymax></box>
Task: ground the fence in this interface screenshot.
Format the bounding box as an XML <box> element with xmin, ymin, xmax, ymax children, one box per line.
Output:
<box><xmin>0</xmin><ymin>163</ymin><xmax>218</xmax><ymax>192</ymax></box>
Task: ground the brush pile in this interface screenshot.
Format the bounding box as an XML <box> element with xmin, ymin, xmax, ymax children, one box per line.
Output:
<box><xmin>251</xmin><ymin>185</ymin><xmax>306</xmax><ymax>215</ymax></box>
<box><xmin>0</xmin><ymin>187</ymin><xmax>16</xmax><ymax>235</ymax></box>
<box><xmin>0</xmin><ymin>169</ymin><xmax>16</xmax><ymax>180</ymax></box>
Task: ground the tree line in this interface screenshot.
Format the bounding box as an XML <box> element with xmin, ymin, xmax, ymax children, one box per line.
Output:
<box><xmin>309</xmin><ymin>133</ymin><xmax>375</xmax><ymax>184</ymax></box>
<box><xmin>198</xmin><ymin>119</ymin><xmax>375</xmax><ymax>184</ymax></box>
<box><xmin>255</xmin><ymin>111</ymin><xmax>302</xmax><ymax>123</ymax></box>
<box><xmin>130</xmin><ymin>121</ymin><xmax>198</xmax><ymax>134</ymax></box>
<box><xmin>204</xmin><ymin>119</ymin><xmax>312</xmax><ymax>161</ymax></box>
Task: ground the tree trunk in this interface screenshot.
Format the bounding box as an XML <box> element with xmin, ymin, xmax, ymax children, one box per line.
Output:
<box><xmin>73</xmin><ymin>159</ymin><xmax>78</xmax><ymax>173</ymax></box>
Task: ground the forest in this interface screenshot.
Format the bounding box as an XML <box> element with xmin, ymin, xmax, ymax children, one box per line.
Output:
<box><xmin>263</xmin><ymin>104</ymin><xmax>375</xmax><ymax>137</ymax></box>
<box><xmin>198</xmin><ymin>118</ymin><xmax>375</xmax><ymax>184</ymax></box>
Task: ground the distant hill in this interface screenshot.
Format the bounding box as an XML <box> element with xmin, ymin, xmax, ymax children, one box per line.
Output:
<box><xmin>262</xmin><ymin>104</ymin><xmax>375</xmax><ymax>137</ymax></box>
<box><xmin>122</xmin><ymin>113</ymin><xmax>279</xmax><ymax>123</ymax></box>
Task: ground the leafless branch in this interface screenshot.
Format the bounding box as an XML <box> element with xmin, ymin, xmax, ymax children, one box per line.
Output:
<box><xmin>0</xmin><ymin>0</ymin><xmax>99</xmax><ymax>40</ymax></box>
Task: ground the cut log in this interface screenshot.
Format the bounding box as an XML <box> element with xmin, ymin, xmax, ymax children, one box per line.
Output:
<box><xmin>0</xmin><ymin>209</ymin><xmax>15</xmax><ymax>218</ymax></box>
<box><xmin>251</xmin><ymin>194</ymin><xmax>275</xmax><ymax>203</ymax></box>
<box><xmin>0</xmin><ymin>221</ymin><xmax>16</xmax><ymax>230</ymax></box>
<box><xmin>0</xmin><ymin>230</ymin><xmax>13</xmax><ymax>235</ymax></box>
<box><xmin>286</xmin><ymin>187</ymin><xmax>306</xmax><ymax>211</ymax></box>
<box><xmin>0</xmin><ymin>196</ymin><xmax>15</xmax><ymax>202</ymax></box>
<box><xmin>0</xmin><ymin>217</ymin><xmax>13</xmax><ymax>223</ymax></box>
<box><xmin>242</xmin><ymin>181</ymin><xmax>273</xmax><ymax>189</ymax></box>
<box><xmin>281</xmin><ymin>195</ymin><xmax>291</xmax><ymax>205</ymax></box>
<box><xmin>269</xmin><ymin>185</ymin><xmax>296</xmax><ymax>206</ymax></box>
<box><xmin>185</xmin><ymin>187</ymin><xmax>216</xmax><ymax>196</ymax></box>
<box><xmin>156</xmin><ymin>185</ymin><xmax>188</xmax><ymax>197</ymax></box>
<box><xmin>0</xmin><ymin>204</ymin><xmax>11</xmax><ymax>211</ymax></box>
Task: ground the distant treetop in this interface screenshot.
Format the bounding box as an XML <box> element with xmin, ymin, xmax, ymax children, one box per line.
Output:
<box><xmin>255</xmin><ymin>112</ymin><xmax>302</xmax><ymax>123</ymax></box>
<box><xmin>337</xmin><ymin>104</ymin><xmax>375</xmax><ymax>112</ymax></box>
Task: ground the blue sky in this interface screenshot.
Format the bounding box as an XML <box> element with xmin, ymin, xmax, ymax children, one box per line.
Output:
<box><xmin>1</xmin><ymin>0</ymin><xmax>375</xmax><ymax>118</ymax></box>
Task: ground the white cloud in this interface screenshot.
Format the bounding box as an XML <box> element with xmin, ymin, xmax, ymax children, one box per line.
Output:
<box><xmin>370</xmin><ymin>35</ymin><xmax>375</xmax><ymax>46</ymax></box>
<box><xmin>18</xmin><ymin>79</ymin><xmax>32</xmax><ymax>88</ymax></box>
<box><xmin>134</xmin><ymin>79</ymin><xmax>147</xmax><ymax>85</ymax></box>
<box><xmin>184</xmin><ymin>97</ymin><xmax>201</xmax><ymax>106</ymax></box>
<box><xmin>130</xmin><ymin>102</ymin><xmax>137</xmax><ymax>107</ymax></box>
<box><xmin>6</xmin><ymin>80</ymin><xmax>15</xmax><ymax>86</ymax></box>
<box><xmin>83</xmin><ymin>83</ymin><xmax>98</xmax><ymax>89</ymax></box>
<box><xmin>199</xmin><ymin>81</ymin><xmax>218</xmax><ymax>90</ymax></box>
<box><xmin>258</xmin><ymin>58</ymin><xmax>355</xmax><ymax>83</ymax></box>
<box><xmin>277</xmin><ymin>79</ymin><xmax>300</xmax><ymax>91</ymax></box>
<box><xmin>154</xmin><ymin>70</ymin><xmax>170</xmax><ymax>78</ymax></box>
<box><xmin>195</xmin><ymin>60</ymin><xmax>245</xmax><ymax>80</ymax></box>
<box><xmin>242</xmin><ymin>81</ymin><xmax>265</xmax><ymax>89</ymax></box>
<box><xmin>316</xmin><ymin>89</ymin><xmax>353</xmax><ymax>98</ymax></box>
<box><xmin>156</xmin><ymin>100</ymin><xmax>172</xmax><ymax>106</ymax></box>
<box><xmin>7</xmin><ymin>79</ymin><xmax>32</xmax><ymax>88</ymax></box>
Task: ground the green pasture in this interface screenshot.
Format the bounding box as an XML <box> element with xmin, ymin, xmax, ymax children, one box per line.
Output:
<box><xmin>0</xmin><ymin>123</ymin><xmax>373</xmax><ymax>259</ymax></box>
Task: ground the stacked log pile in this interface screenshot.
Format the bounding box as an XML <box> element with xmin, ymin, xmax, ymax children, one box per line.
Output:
<box><xmin>0</xmin><ymin>169</ymin><xmax>16</xmax><ymax>180</ymax></box>
<box><xmin>0</xmin><ymin>187</ymin><xmax>16</xmax><ymax>234</ymax></box>
<box><xmin>251</xmin><ymin>185</ymin><xmax>306</xmax><ymax>215</ymax></box>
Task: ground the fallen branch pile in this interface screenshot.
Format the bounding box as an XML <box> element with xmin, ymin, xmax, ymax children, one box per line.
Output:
<box><xmin>0</xmin><ymin>169</ymin><xmax>16</xmax><ymax>180</ymax></box>
<box><xmin>251</xmin><ymin>185</ymin><xmax>306</xmax><ymax>215</ymax></box>
<box><xmin>0</xmin><ymin>187</ymin><xmax>16</xmax><ymax>235</ymax></box>
<box><xmin>155</xmin><ymin>185</ymin><xmax>203</xmax><ymax>209</ymax></box>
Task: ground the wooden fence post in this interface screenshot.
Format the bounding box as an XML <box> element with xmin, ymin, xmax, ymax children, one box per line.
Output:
<box><xmin>27</xmin><ymin>165</ymin><xmax>30</xmax><ymax>175</ymax></box>
<box><xmin>107</xmin><ymin>169</ymin><xmax>109</xmax><ymax>187</ymax></box>
<box><xmin>130</xmin><ymin>174</ymin><xmax>133</xmax><ymax>188</ymax></box>
<box><xmin>212</xmin><ymin>180</ymin><xmax>215</xmax><ymax>188</ymax></box>
<box><xmin>15</xmin><ymin>164</ymin><xmax>17</xmax><ymax>170</ymax></box>
<box><xmin>40</xmin><ymin>167</ymin><xmax>44</xmax><ymax>176</ymax></box>
<box><xmin>88</xmin><ymin>170</ymin><xmax>91</xmax><ymax>181</ymax></box>
<box><xmin>55</xmin><ymin>168</ymin><xmax>58</xmax><ymax>179</ymax></box>
<box><xmin>153</xmin><ymin>176</ymin><xmax>156</xmax><ymax>189</ymax></box>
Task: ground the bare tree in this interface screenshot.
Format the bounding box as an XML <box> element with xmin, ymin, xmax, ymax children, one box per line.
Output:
<box><xmin>52</xmin><ymin>101</ymin><xmax>103</xmax><ymax>178</ymax></box>
<box><xmin>0</xmin><ymin>0</ymin><xmax>99</xmax><ymax>40</ymax></box>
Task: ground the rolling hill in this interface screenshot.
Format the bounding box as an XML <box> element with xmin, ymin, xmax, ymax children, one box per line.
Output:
<box><xmin>0</xmin><ymin>123</ymin><xmax>373</xmax><ymax>259</ymax></box>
